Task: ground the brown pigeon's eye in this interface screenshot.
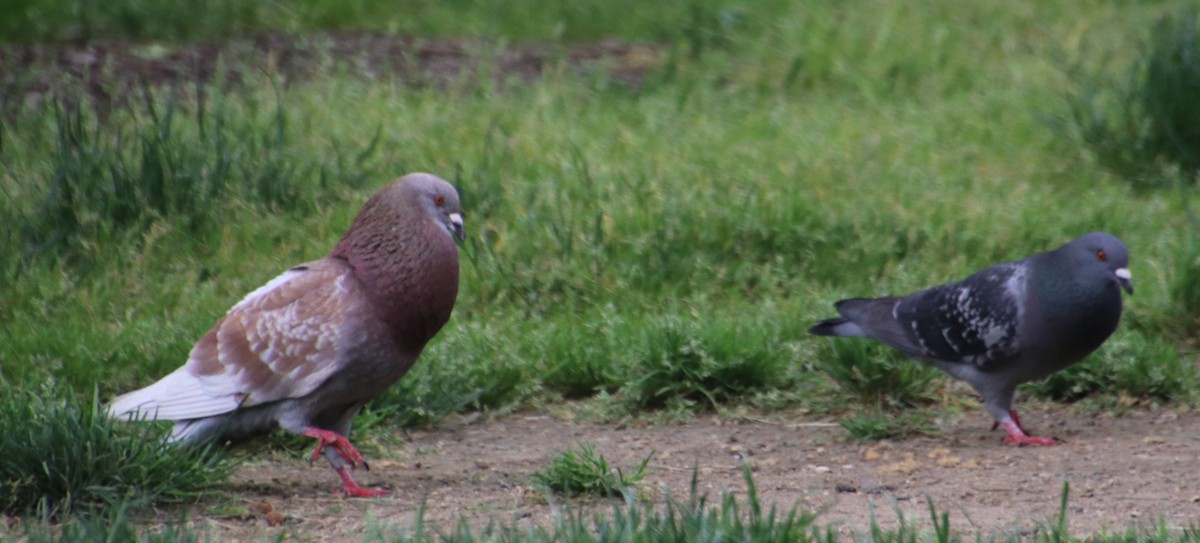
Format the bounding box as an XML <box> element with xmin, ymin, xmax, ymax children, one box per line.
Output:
<box><xmin>1096</xmin><ymin>249</ymin><xmax>1107</xmax><ymax>262</ymax></box>
<box><xmin>435</xmin><ymin>195</ymin><xmax>446</xmax><ymax>206</ymax></box>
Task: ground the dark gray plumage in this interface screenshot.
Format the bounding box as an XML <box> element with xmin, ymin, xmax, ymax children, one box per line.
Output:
<box><xmin>810</xmin><ymin>232</ymin><xmax>1132</xmax><ymax>445</ymax></box>
<box><xmin>108</xmin><ymin>173</ymin><xmax>465</xmax><ymax>496</ymax></box>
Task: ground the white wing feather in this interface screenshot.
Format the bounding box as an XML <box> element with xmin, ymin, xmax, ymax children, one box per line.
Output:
<box><xmin>106</xmin><ymin>265</ymin><xmax>360</xmax><ymax>423</ymax></box>
<box><xmin>106</xmin><ymin>366</ymin><xmax>241</xmax><ymax>421</ymax></box>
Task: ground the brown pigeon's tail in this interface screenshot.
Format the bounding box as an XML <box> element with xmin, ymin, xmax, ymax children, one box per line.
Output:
<box><xmin>808</xmin><ymin>317</ymin><xmax>865</xmax><ymax>337</ymax></box>
<box><xmin>106</xmin><ymin>367</ymin><xmax>240</xmax><ymax>423</ymax></box>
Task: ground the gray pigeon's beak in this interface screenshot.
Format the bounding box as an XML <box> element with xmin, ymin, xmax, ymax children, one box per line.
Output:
<box><xmin>449</xmin><ymin>213</ymin><xmax>466</xmax><ymax>242</ymax></box>
<box><xmin>1115</xmin><ymin>267</ymin><xmax>1133</xmax><ymax>295</ymax></box>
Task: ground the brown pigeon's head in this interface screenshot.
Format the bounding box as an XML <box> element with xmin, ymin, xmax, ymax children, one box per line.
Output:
<box><xmin>385</xmin><ymin>172</ymin><xmax>465</xmax><ymax>242</ymax></box>
<box><xmin>333</xmin><ymin>173</ymin><xmax>466</xmax><ymax>264</ymax></box>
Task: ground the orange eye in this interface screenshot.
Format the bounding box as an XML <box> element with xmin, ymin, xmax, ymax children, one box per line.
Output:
<box><xmin>435</xmin><ymin>195</ymin><xmax>446</xmax><ymax>206</ymax></box>
<box><xmin>1096</xmin><ymin>249</ymin><xmax>1107</xmax><ymax>262</ymax></box>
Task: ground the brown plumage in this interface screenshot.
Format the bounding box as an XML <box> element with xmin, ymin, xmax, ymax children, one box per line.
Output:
<box><xmin>108</xmin><ymin>173</ymin><xmax>465</xmax><ymax>497</ymax></box>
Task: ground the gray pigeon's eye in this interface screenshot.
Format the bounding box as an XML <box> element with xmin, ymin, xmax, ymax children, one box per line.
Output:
<box><xmin>435</xmin><ymin>195</ymin><xmax>446</xmax><ymax>206</ymax></box>
<box><xmin>1095</xmin><ymin>249</ymin><xmax>1107</xmax><ymax>262</ymax></box>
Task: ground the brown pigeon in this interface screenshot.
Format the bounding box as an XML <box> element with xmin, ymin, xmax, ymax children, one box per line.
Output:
<box><xmin>108</xmin><ymin>173</ymin><xmax>465</xmax><ymax>497</ymax></box>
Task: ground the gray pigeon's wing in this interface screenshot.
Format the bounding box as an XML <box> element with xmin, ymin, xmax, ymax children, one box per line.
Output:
<box><xmin>892</xmin><ymin>262</ymin><xmax>1025</xmax><ymax>369</ymax></box>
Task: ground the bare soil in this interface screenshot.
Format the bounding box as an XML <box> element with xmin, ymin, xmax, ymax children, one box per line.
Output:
<box><xmin>142</xmin><ymin>405</ymin><xmax>1200</xmax><ymax>540</ymax></box>
<box><xmin>0</xmin><ymin>32</ymin><xmax>659</xmax><ymax>114</ymax></box>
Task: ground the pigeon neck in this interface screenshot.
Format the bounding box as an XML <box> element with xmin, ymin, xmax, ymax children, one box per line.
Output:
<box><xmin>332</xmin><ymin>210</ymin><xmax>460</xmax><ymax>353</ymax></box>
<box><xmin>1032</xmin><ymin>254</ymin><xmax>1122</xmax><ymax>355</ymax></box>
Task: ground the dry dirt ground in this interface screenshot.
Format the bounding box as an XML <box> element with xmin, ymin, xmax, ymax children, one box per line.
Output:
<box><xmin>135</xmin><ymin>404</ymin><xmax>1200</xmax><ymax>541</ymax></box>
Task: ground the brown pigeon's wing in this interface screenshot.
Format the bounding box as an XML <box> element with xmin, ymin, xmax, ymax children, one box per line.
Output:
<box><xmin>188</xmin><ymin>258</ymin><xmax>373</xmax><ymax>408</ymax></box>
<box><xmin>107</xmin><ymin>259</ymin><xmax>373</xmax><ymax>422</ymax></box>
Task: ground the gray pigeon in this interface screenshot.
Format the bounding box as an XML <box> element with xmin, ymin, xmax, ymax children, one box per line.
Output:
<box><xmin>108</xmin><ymin>173</ymin><xmax>465</xmax><ymax>496</ymax></box>
<box><xmin>809</xmin><ymin>232</ymin><xmax>1132</xmax><ymax>446</ymax></box>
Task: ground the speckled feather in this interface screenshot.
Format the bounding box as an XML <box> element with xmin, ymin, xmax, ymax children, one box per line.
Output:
<box><xmin>891</xmin><ymin>262</ymin><xmax>1024</xmax><ymax>368</ymax></box>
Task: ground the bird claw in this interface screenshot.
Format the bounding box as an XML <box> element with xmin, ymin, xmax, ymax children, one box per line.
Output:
<box><xmin>1004</xmin><ymin>437</ymin><xmax>1060</xmax><ymax>447</ymax></box>
<box><xmin>333</xmin><ymin>466</ymin><xmax>388</xmax><ymax>498</ymax></box>
<box><xmin>300</xmin><ymin>429</ymin><xmax>388</xmax><ymax>497</ymax></box>
<box><xmin>302</xmin><ymin>428</ymin><xmax>368</xmax><ymax>469</ymax></box>
<box><xmin>997</xmin><ymin>419</ymin><xmax>1059</xmax><ymax>446</ymax></box>
<box><xmin>1001</xmin><ymin>434</ymin><xmax>1061</xmax><ymax>447</ymax></box>
<box><xmin>340</xmin><ymin>485</ymin><xmax>389</xmax><ymax>498</ymax></box>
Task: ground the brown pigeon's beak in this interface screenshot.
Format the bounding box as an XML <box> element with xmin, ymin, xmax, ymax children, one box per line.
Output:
<box><xmin>449</xmin><ymin>213</ymin><xmax>465</xmax><ymax>242</ymax></box>
<box><xmin>1115</xmin><ymin>268</ymin><xmax>1133</xmax><ymax>295</ymax></box>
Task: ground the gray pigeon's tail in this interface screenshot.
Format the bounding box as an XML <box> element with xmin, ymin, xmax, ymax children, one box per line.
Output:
<box><xmin>809</xmin><ymin>317</ymin><xmax>866</xmax><ymax>337</ymax></box>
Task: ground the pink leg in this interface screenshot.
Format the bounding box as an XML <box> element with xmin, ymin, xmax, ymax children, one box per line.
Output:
<box><xmin>302</xmin><ymin>428</ymin><xmax>388</xmax><ymax>497</ymax></box>
<box><xmin>1009</xmin><ymin>409</ymin><xmax>1025</xmax><ymax>433</ymax></box>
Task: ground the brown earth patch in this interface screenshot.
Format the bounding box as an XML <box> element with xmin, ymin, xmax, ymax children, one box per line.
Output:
<box><xmin>123</xmin><ymin>405</ymin><xmax>1200</xmax><ymax>540</ymax></box>
<box><xmin>0</xmin><ymin>32</ymin><xmax>661</xmax><ymax>113</ymax></box>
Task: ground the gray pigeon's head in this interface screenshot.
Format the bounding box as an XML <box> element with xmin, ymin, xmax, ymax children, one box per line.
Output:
<box><xmin>386</xmin><ymin>172</ymin><xmax>466</xmax><ymax>242</ymax></box>
<box><xmin>1058</xmin><ymin>231</ymin><xmax>1133</xmax><ymax>295</ymax></box>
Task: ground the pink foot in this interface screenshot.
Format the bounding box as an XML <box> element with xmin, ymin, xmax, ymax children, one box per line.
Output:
<box><xmin>1002</xmin><ymin>434</ymin><xmax>1060</xmax><ymax>446</ymax></box>
<box><xmin>302</xmin><ymin>428</ymin><xmax>368</xmax><ymax>469</ymax></box>
<box><xmin>335</xmin><ymin>466</ymin><xmax>389</xmax><ymax>498</ymax></box>
<box><xmin>998</xmin><ymin>420</ymin><xmax>1060</xmax><ymax>447</ymax></box>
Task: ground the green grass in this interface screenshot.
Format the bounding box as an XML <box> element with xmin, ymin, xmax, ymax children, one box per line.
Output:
<box><xmin>360</xmin><ymin>470</ymin><xmax>1200</xmax><ymax>542</ymax></box>
<box><xmin>0</xmin><ymin>381</ymin><xmax>229</xmax><ymax>517</ymax></box>
<box><xmin>1138</xmin><ymin>8</ymin><xmax>1200</xmax><ymax>180</ymax></box>
<box><xmin>3</xmin><ymin>0</ymin><xmax>1200</xmax><ymax>536</ymax></box>
<box><xmin>374</xmin><ymin>465</ymin><xmax>820</xmax><ymax>542</ymax></box>
<box><xmin>814</xmin><ymin>339</ymin><xmax>945</xmax><ymax>410</ymax></box>
<box><xmin>11</xmin><ymin>504</ymin><xmax>201</xmax><ymax>543</ymax></box>
<box><xmin>3</xmin><ymin>0</ymin><xmax>1196</xmax><ymax>432</ymax></box>
<box><xmin>531</xmin><ymin>441</ymin><xmax>652</xmax><ymax>499</ymax></box>
<box><xmin>840</xmin><ymin>410</ymin><xmax>937</xmax><ymax>443</ymax></box>
<box><xmin>1173</xmin><ymin>234</ymin><xmax>1200</xmax><ymax>334</ymax></box>
<box><xmin>1053</xmin><ymin>7</ymin><xmax>1200</xmax><ymax>340</ymax></box>
<box><xmin>11</xmin><ymin>467</ymin><xmax>1200</xmax><ymax>541</ymax></box>
<box><xmin>8</xmin><ymin>89</ymin><xmax>374</xmax><ymax>267</ymax></box>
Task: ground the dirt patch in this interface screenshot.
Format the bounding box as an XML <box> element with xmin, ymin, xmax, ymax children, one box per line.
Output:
<box><xmin>0</xmin><ymin>32</ymin><xmax>661</xmax><ymax>113</ymax></box>
<box><xmin>131</xmin><ymin>405</ymin><xmax>1200</xmax><ymax>540</ymax></box>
